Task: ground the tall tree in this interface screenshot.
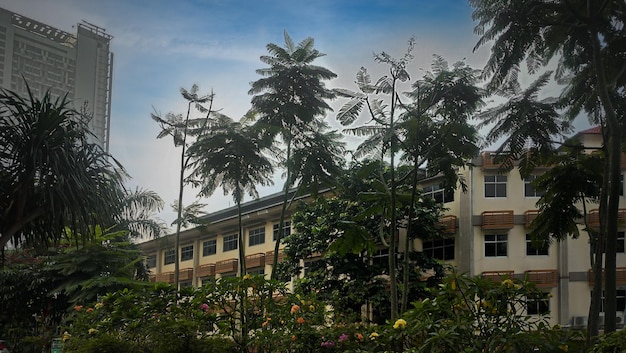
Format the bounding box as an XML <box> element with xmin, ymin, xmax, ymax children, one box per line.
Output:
<box><xmin>0</xmin><ymin>86</ymin><xmax>126</xmax><ymax>252</ymax></box>
<box><xmin>336</xmin><ymin>39</ymin><xmax>417</xmax><ymax>319</ymax></box>
<box><xmin>470</xmin><ymin>0</ymin><xmax>626</xmax><ymax>334</ymax></box>
<box><xmin>249</xmin><ymin>31</ymin><xmax>340</xmax><ymax>277</ymax></box>
<box><xmin>152</xmin><ymin>84</ymin><xmax>214</xmax><ymax>287</ymax></box>
<box><xmin>398</xmin><ymin>56</ymin><xmax>483</xmax><ymax>313</ymax></box>
<box><xmin>186</xmin><ymin>113</ymin><xmax>275</xmax><ymax>275</ymax></box>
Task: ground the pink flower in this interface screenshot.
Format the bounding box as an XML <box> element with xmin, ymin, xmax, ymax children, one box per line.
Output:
<box><xmin>200</xmin><ymin>303</ymin><xmax>209</xmax><ymax>312</ymax></box>
<box><xmin>339</xmin><ymin>333</ymin><xmax>348</xmax><ymax>342</ymax></box>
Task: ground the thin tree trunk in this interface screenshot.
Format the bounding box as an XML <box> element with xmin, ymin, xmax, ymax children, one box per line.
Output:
<box><xmin>271</xmin><ymin>139</ymin><xmax>291</xmax><ymax>279</ymax></box>
<box><xmin>389</xmin><ymin>79</ymin><xmax>399</xmax><ymax>321</ymax></box>
<box><xmin>590</xmin><ymin>27</ymin><xmax>620</xmax><ymax>334</ymax></box>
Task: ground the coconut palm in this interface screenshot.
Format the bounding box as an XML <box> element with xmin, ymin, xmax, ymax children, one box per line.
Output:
<box><xmin>249</xmin><ymin>31</ymin><xmax>339</xmax><ymax>277</ymax></box>
<box><xmin>186</xmin><ymin>113</ymin><xmax>275</xmax><ymax>275</ymax></box>
<box><xmin>0</xmin><ymin>85</ymin><xmax>125</xmax><ymax>252</ymax></box>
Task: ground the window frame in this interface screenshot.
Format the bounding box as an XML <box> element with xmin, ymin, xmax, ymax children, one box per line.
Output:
<box><xmin>180</xmin><ymin>245</ymin><xmax>194</xmax><ymax>261</ymax></box>
<box><xmin>422</xmin><ymin>183</ymin><xmax>454</xmax><ymax>203</ymax></box>
<box><xmin>163</xmin><ymin>249</ymin><xmax>176</xmax><ymax>265</ymax></box>
<box><xmin>484</xmin><ymin>175</ymin><xmax>507</xmax><ymax>198</ymax></box>
<box><xmin>422</xmin><ymin>237</ymin><xmax>455</xmax><ymax>261</ymax></box>
<box><xmin>485</xmin><ymin>233</ymin><xmax>508</xmax><ymax>257</ymax></box>
<box><xmin>146</xmin><ymin>254</ymin><xmax>157</xmax><ymax>268</ymax></box>
<box><xmin>524</xmin><ymin>175</ymin><xmax>544</xmax><ymax>198</ymax></box>
<box><xmin>273</xmin><ymin>221</ymin><xmax>291</xmax><ymax>241</ymax></box>
<box><xmin>526</xmin><ymin>292</ymin><xmax>550</xmax><ymax>315</ymax></box>
<box><xmin>223</xmin><ymin>233</ymin><xmax>238</xmax><ymax>252</ymax></box>
<box><xmin>526</xmin><ymin>234</ymin><xmax>549</xmax><ymax>256</ymax></box>
<box><xmin>202</xmin><ymin>239</ymin><xmax>217</xmax><ymax>256</ymax></box>
<box><xmin>249</xmin><ymin>226</ymin><xmax>266</xmax><ymax>246</ymax></box>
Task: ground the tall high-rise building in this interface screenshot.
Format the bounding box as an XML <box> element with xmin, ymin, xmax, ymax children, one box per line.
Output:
<box><xmin>0</xmin><ymin>8</ymin><xmax>113</xmax><ymax>151</ymax></box>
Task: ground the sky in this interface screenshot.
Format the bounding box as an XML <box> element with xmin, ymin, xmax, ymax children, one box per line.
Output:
<box><xmin>0</xmin><ymin>0</ymin><xmax>533</xmax><ymax>228</ymax></box>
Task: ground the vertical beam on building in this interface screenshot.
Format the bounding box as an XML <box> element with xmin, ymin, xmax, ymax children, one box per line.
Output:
<box><xmin>558</xmin><ymin>237</ymin><xmax>570</xmax><ymax>324</ymax></box>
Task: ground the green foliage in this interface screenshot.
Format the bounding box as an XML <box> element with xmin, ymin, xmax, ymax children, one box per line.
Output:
<box><xmin>588</xmin><ymin>329</ymin><xmax>626</xmax><ymax>353</ymax></box>
<box><xmin>398</xmin><ymin>273</ymin><xmax>585</xmax><ymax>353</ymax></box>
<box><xmin>0</xmin><ymin>84</ymin><xmax>126</xmax><ymax>250</ymax></box>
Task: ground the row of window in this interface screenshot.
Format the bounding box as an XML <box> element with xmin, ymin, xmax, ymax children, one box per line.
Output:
<box><xmin>420</xmin><ymin>231</ymin><xmax>626</xmax><ymax>261</ymax></box>
<box><xmin>423</xmin><ymin>175</ymin><xmax>545</xmax><ymax>203</ymax></box>
<box><xmin>522</xmin><ymin>289</ymin><xmax>626</xmax><ymax>316</ymax></box>
<box><xmin>484</xmin><ymin>232</ymin><xmax>625</xmax><ymax>258</ymax></box>
<box><xmin>157</xmin><ymin>222</ymin><xmax>291</xmax><ymax>266</ymax></box>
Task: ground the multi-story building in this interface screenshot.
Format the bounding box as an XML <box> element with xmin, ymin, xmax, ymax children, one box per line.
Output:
<box><xmin>0</xmin><ymin>8</ymin><xmax>113</xmax><ymax>150</ymax></box>
<box><xmin>139</xmin><ymin>126</ymin><xmax>626</xmax><ymax>327</ymax></box>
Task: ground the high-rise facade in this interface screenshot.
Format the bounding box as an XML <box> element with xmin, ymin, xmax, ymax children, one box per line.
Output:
<box><xmin>0</xmin><ymin>8</ymin><xmax>113</xmax><ymax>151</ymax></box>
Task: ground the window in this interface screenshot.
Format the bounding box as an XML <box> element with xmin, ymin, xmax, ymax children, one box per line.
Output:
<box><xmin>248</xmin><ymin>268</ymin><xmax>265</xmax><ymax>276</ymax></box>
<box><xmin>181</xmin><ymin>245</ymin><xmax>194</xmax><ymax>261</ymax></box>
<box><xmin>371</xmin><ymin>248</ymin><xmax>389</xmax><ymax>268</ymax></box>
<box><xmin>484</xmin><ymin>175</ymin><xmax>507</xmax><ymax>198</ymax></box>
<box><xmin>485</xmin><ymin>234</ymin><xmax>507</xmax><ymax>257</ymax></box>
<box><xmin>524</xmin><ymin>175</ymin><xmax>544</xmax><ymax>197</ymax></box>
<box><xmin>164</xmin><ymin>249</ymin><xmax>176</xmax><ymax>265</ymax></box>
<box><xmin>249</xmin><ymin>227</ymin><xmax>265</xmax><ymax>246</ymax></box>
<box><xmin>423</xmin><ymin>184</ymin><xmax>454</xmax><ymax>203</ymax></box>
<box><xmin>223</xmin><ymin>234</ymin><xmax>238</xmax><ymax>252</ymax></box>
<box><xmin>600</xmin><ymin>289</ymin><xmax>626</xmax><ymax>312</ymax></box>
<box><xmin>423</xmin><ymin>238</ymin><xmax>455</xmax><ymax>260</ymax></box>
<box><xmin>180</xmin><ymin>281</ymin><xmax>193</xmax><ymax>288</ymax></box>
<box><xmin>273</xmin><ymin>221</ymin><xmax>291</xmax><ymax>241</ymax></box>
<box><xmin>526</xmin><ymin>292</ymin><xmax>550</xmax><ymax>315</ymax></box>
<box><xmin>203</xmin><ymin>239</ymin><xmax>217</xmax><ymax>256</ymax></box>
<box><xmin>526</xmin><ymin>234</ymin><xmax>549</xmax><ymax>256</ymax></box>
<box><xmin>146</xmin><ymin>255</ymin><xmax>156</xmax><ymax>268</ymax></box>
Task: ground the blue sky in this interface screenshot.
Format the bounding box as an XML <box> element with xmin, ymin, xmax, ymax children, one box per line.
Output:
<box><xmin>2</xmin><ymin>0</ymin><xmax>491</xmax><ymax>227</ymax></box>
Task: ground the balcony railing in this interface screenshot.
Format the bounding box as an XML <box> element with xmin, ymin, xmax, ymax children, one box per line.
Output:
<box><xmin>525</xmin><ymin>269</ymin><xmax>558</xmax><ymax>288</ymax></box>
<box><xmin>216</xmin><ymin>259</ymin><xmax>238</xmax><ymax>274</ymax></box>
<box><xmin>525</xmin><ymin>210</ymin><xmax>539</xmax><ymax>228</ymax></box>
<box><xmin>588</xmin><ymin>267</ymin><xmax>626</xmax><ymax>286</ymax></box>
<box><xmin>246</xmin><ymin>253</ymin><xmax>266</xmax><ymax>268</ymax></box>
<box><xmin>587</xmin><ymin>209</ymin><xmax>626</xmax><ymax>230</ymax></box>
<box><xmin>155</xmin><ymin>271</ymin><xmax>175</xmax><ymax>283</ymax></box>
<box><xmin>265</xmin><ymin>251</ymin><xmax>285</xmax><ymax>265</ymax></box>
<box><xmin>482</xmin><ymin>270</ymin><xmax>514</xmax><ymax>283</ymax></box>
<box><xmin>482</xmin><ymin>210</ymin><xmax>514</xmax><ymax>230</ymax></box>
<box><xmin>439</xmin><ymin>215</ymin><xmax>457</xmax><ymax>234</ymax></box>
<box><xmin>179</xmin><ymin>268</ymin><xmax>193</xmax><ymax>281</ymax></box>
<box><xmin>195</xmin><ymin>263</ymin><xmax>216</xmax><ymax>278</ymax></box>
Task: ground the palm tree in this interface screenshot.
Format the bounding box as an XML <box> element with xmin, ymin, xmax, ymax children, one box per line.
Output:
<box><xmin>186</xmin><ymin>113</ymin><xmax>275</xmax><ymax>275</ymax></box>
<box><xmin>114</xmin><ymin>187</ymin><xmax>167</xmax><ymax>240</ymax></box>
<box><xmin>470</xmin><ymin>0</ymin><xmax>626</xmax><ymax>334</ymax></box>
<box><xmin>0</xmin><ymin>85</ymin><xmax>125</xmax><ymax>252</ymax></box>
<box><xmin>152</xmin><ymin>84</ymin><xmax>214</xmax><ymax>287</ymax></box>
<box><xmin>249</xmin><ymin>31</ymin><xmax>339</xmax><ymax>277</ymax></box>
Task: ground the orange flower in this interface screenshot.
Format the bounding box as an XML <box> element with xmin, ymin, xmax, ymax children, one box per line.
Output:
<box><xmin>86</xmin><ymin>308</ymin><xmax>94</xmax><ymax>313</ymax></box>
<box><xmin>290</xmin><ymin>304</ymin><xmax>300</xmax><ymax>314</ymax></box>
<box><xmin>74</xmin><ymin>305</ymin><xmax>83</xmax><ymax>312</ymax></box>
<box><xmin>355</xmin><ymin>333</ymin><xmax>364</xmax><ymax>341</ymax></box>
<box><xmin>291</xmin><ymin>335</ymin><xmax>296</xmax><ymax>341</ymax></box>
<box><xmin>297</xmin><ymin>317</ymin><xmax>305</xmax><ymax>324</ymax></box>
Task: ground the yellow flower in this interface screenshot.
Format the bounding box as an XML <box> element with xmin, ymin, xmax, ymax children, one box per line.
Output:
<box><xmin>62</xmin><ymin>331</ymin><xmax>71</xmax><ymax>342</ymax></box>
<box><xmin>450</xmin><ymin>279</ymin><xmax>457</xmax><ymax>291</ymax></box>
<box><xmin>243</xmin><ymin>273</ymin><xmax>252</xmax><ymax>280</ymax></box>
<box><xmin>559</xmin><ymin>344</ymin><xmax>568</xmax><ymax>352</ymax></box>
<box><xmin>309</xmin><ymin>305</ymin><xmax>315</xmax><ymax>311</ymax></box>
<box><xmin>88</xmin><ymin>328</ymin><xmax>98</xmax><ymax>335</ymax></box>
<box><xmin>369</xmin><ymin>332</ymin><xmax>379</xmax><ymax>340</ymax></box>
<box><xmin>393</xmin><ymin>318</ymin><xmax>407</xmax><ymax>330</ymax></box>
<box><xmin>94</xmin><ymin>302</ymin><xmax>104</xmax><ymax>310</ymax></box>
<box><xmin>501</xmin><ymin>279</ymin><xmax>514</xmax><ymax>288</ymax></box>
